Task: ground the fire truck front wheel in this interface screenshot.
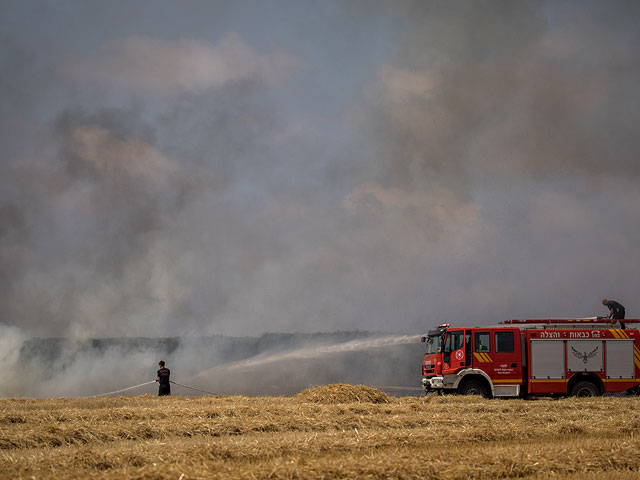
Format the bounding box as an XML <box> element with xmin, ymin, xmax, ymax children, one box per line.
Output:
<box><xmin>458</xmin><ymin>379</ymin><xmax>489</xmax><ymax>398</ymax></box>
<box><xmin>569</xmin><ymin>380</ymin><xmax>600</xmax><ymax>397</ymax></box>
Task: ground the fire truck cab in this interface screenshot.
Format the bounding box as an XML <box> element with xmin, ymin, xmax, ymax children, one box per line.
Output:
<box><xmin>421</xmin><ymin>318</ymin><xmax>640</xmax><ymax>398</ymax></box>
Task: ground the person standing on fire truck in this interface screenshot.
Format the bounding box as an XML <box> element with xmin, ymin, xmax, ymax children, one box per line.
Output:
<box><xmin>156</xmin><ymin>360</ymin><xmax>171</xmax><ymax>396</ymax></box>
<box><xmin>602</xmin><ymin>299</ymin><xmax>625</xmax><ymax>320</ymax></box>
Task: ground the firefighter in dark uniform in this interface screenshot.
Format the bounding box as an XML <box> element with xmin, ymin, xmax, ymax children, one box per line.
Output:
<box><xmin>156</xmin><ymin>360</ymin><xmax>171</xmax><ymax>396</ymax></box>
<box><xmin>602</xmin><ymin>299</ymin><xmax>625</xmax><ymax>320</ymax></box>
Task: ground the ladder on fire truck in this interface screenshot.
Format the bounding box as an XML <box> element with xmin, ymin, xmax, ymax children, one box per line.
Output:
<box><xmin>501</xmin><ymin>318</ymin><xmax>640</xmax><ymax>328</ymax></box>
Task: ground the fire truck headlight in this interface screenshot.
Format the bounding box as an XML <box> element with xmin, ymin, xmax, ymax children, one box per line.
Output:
<box><xmin>421</xmin><ymin>378</ymin><xmax>428</xmax><ymax>386</ymax></box>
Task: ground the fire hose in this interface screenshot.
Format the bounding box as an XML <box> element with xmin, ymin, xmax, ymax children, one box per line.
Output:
<box><xmin>91</xmin><ymin>380</ymin><xmax>217</xmax><ymax>397</ymax></box>
<box><xmin>92</xmin><ymin>380</ymin><xmax>157</xmax><ymax>397</ymax></box>
<box><xmin>169</xmin><ymin>381</ymin><xmax>217</xmax><ymax>395</ymax></box>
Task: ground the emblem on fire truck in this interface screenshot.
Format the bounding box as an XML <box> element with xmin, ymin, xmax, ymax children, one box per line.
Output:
<box><xmin>455</xmin><ymin>350</ymin><xmax>464</xmax><ymax>360</ymax></box>
<box><xmin>571</xmin><ymin>346</ymin><xmax>599</xmax><ymax>364</ymax></box>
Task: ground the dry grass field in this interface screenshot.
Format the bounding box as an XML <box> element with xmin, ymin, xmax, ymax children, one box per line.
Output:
<box><xmin>2</xmin><ymin>385</ymin><xmax>640</xmax><ymax>479</ymax></box>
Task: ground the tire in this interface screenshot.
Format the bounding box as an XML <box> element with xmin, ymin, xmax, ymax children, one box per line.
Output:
<box><xmin>458</xmin><ymin>380</ymin><xmax>488</xmax><ymax>397</ymax></box>
<box><xmin>570</xmin><ymin>380</ymin><xmax>599</xmax><ymax>397</ymax></box>
<box><xmin>626</xmin><ymin>386</ymin><xmax>640</xmax><ymax>396</ymax></box>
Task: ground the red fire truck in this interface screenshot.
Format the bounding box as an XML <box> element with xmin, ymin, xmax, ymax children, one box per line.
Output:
<box><xmin>421</xmin><ymin>318</ymin><xmax>640</xmax><ymax>398</ymax></box>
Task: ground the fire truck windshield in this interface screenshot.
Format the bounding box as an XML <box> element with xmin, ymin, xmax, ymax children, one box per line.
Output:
<box><xmin>424</xmin><ymin>335</ymin><xmax>442</xmax><ymax>354</ymax></box>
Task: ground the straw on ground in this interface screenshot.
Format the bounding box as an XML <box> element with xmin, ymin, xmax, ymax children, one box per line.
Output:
<box><xmin>1</xmin><ymin>384</ymin><xmax>639</xmax><ymax>479</ymax></box>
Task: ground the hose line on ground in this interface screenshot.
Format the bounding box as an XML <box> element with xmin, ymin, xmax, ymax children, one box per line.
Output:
<box><xmin>170</xmin><ymin>380</ymin><xmax>217</xmax><ymax>395</ymax></box>
<box><xmin>90</xmin><ymin>380</ymin><xmax>217</xmax><ymax>397</ymax></box>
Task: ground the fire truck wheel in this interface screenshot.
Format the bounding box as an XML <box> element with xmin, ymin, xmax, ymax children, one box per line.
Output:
<box><xmin>458</xmin><ymin>380</ymin><xmax>488</xmax><ymax>397</ymax></box>
<box><xmin>626</xmin><ymin>386</ymin><xmax>640</xmax><ymax>396</ymax></box>
<box><xmin>569</xmin><ymin>381</ymin><xmax>599</xmax><ymax>397</ymax></box>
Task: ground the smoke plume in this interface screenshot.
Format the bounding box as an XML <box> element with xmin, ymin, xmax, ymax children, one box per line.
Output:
<box><xmin>1</xmin><ymin>0</ymin><xmax>640</xmax><ymax>396</ymax></box>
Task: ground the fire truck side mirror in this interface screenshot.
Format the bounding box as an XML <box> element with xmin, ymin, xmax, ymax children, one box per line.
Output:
<box><xmin>420</xmin><ymin>336</ymin><xmax>426</xmax><ymax>343</ymax></box>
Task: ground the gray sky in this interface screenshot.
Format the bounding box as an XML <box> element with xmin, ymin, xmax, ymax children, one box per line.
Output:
<box><xmin>2</xmin><ymin>0</ymin><xmax>640</xmax><ymax>338</ymax></box>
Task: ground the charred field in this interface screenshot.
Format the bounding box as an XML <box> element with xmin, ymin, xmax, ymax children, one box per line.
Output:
<box><xmin>2</xmin><ymin>385</ymin><xmax>640</xmax><ymax>479</ymax></box>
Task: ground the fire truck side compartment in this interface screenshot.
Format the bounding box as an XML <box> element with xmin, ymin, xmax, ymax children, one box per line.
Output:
<box><xmin>606</xmin><ymin>340</ymin><xmax>635</xmax><ymax>378</ymax></box>
<box><xmin>566</xmin><ymin>340</ymin><xmax>603</xmax><ymax>373</ymax></box>
<box><xmin>530</xmin><ymin>340</ymin><xmax>564</xmax><ymax>379</ymax></box>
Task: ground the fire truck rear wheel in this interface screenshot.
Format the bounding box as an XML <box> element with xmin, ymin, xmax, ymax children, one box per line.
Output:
<box><xmin>626</xmin><ymin>386</ymin><xmax>640</xmax><ymax>396</ymax></box>
<box><xmin>570</xmin><ymin>381</ymin><xmax>599</xmax><ymax>397</ymax></box>
<box><xmin>458</xmin><ymin>380</ymin><xmax>488</xmax><ymax>397</ymax></box>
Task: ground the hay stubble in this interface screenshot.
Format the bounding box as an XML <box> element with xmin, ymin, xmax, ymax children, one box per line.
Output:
<box><xmin>1</xmin><ymin>385</ymin><xmax>639</xmax><ymax>479</ymax></box>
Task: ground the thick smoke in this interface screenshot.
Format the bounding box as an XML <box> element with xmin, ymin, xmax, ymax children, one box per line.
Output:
<box><xmin>362</xmin><ymin>1</ymin><xmax>640</xmax><ymax>186</ymax></box>
<box><xmin>348</xmin><ymin>0</ymin><xmax>640</xmax><ymax>326</ymax></box>
<box><xmin>1</xmin><ymin>1</ymin><xmax>640</xmax><ymax>396</ymax></box>
<box><xmin>5</xmin><ymin>332</ymin><xmax>423</xmax><ymax>397</ymax></box>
